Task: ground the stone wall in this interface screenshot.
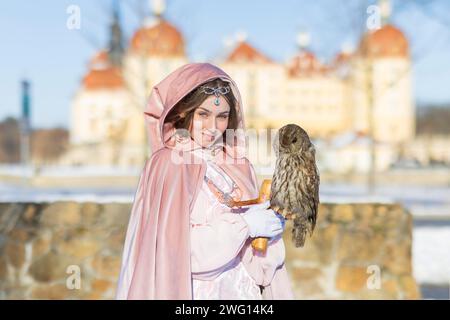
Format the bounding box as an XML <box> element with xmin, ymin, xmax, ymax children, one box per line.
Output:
<box><xmin>0</xmin><ymin>201</ymin><xmax>420</xmax><ymax>299</ymax></box>
<box><xmin>0</xmin><ymin>202</ymin><xmax>127</xmax><ymax>299</ymax></box>
<box><xmin>284</xmin><ymin>203</ymin><xmax>420</xmax><ymax>299</ymax></box>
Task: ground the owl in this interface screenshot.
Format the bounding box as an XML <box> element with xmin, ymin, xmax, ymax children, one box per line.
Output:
<box><xmin>270</xmin><ymin>124</ymin><xmax>320</xmax><ymax>247</ymax></box>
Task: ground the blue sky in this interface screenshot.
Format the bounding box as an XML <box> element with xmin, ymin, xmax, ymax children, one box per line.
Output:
<box><xmin>1</xmin><ymin>0</ymin><xmax>449</xmax><ymax>128</ymax></box>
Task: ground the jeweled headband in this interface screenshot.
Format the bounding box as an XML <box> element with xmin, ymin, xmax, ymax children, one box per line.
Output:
<box><xmin>199</xmin><ymin>85</ymin><xmax>231</xmax><ymax>106</ymax></box>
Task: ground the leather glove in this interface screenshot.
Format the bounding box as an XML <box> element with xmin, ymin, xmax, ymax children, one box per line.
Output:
<box><xmin>241</xmin><ymin>200</ymin><xmax>285</xmax><ymax>238</ymax></box>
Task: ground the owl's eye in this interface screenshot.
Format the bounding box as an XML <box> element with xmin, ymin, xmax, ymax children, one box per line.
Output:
<box><xmin>292</xmin><ymin>137</ymin><xmax>297</xmax><ymax>143</ymax></box>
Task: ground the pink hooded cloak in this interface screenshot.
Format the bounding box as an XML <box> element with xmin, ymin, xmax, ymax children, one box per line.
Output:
<box><xmin>115</xmin><ymin>62</ymin><xmax>295</xmax><ymax>300</ymax></box>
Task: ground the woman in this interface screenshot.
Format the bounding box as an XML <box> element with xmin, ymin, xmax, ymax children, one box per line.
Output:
<box><xmin>115</xmin><ymin>62</ymin><xmax>294</xmax><ymax>300</ymax></box>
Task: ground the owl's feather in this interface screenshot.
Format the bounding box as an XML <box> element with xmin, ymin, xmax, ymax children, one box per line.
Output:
<box><xmin>270</xmin><ymin>124</ymin><xmax>320</xmax><ymax>247</ymax></box>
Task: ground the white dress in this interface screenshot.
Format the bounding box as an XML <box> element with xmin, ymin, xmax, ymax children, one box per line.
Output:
<box><xmin>190</xmin><ymin>157</ymin><xmax>263</xmax><ymax>300</ymax></box>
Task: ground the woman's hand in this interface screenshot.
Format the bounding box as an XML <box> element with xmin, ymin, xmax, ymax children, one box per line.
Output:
<box><xmin>240</xmin><ymin>201</ymin><xmax>285</xmax><ymax>238</ymax></box>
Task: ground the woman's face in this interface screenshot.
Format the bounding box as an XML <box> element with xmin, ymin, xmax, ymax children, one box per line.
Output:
<box><xmin>189</xmin><ymin>95</ymin><xmax>230</xmax><ymax>148</ymax></box>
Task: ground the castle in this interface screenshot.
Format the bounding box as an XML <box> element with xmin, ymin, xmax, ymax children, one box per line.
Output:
<box><xmin>61</xmin><ymin>0</ymin><xmax>415</xmax><ymax>170</ymax></box>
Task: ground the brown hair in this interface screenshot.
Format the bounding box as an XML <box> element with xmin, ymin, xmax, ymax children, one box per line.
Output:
<box><xmin>164</xmin><ymin>78</ymin><xmax>239</xmax><ymax>144</ymax></box>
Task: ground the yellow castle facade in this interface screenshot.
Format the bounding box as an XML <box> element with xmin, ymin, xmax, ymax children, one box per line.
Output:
<box><xmin>60</xmin><ymin>4</ymin><xmax>415</xmax><ymax>168</ymax></box>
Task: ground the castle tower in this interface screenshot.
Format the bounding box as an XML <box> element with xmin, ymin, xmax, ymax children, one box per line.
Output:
<box><xmin>107</xmin><ymin>0</ymin><xmax>125</xmax><ymax>67</ymax></box>
<box><xmin>123</xmin><ymin>0</ymin><xmax>188</xmax><ymax>114</ymax></box>
<box><xmin>351</xmin><ymin>0</ymin><xmax>415</xmax><ymax>144</ymax></box>
<box><xmin>64</xmin><ymin>2</ymin><xmax>146</xmax><ymax>166</ymax></box>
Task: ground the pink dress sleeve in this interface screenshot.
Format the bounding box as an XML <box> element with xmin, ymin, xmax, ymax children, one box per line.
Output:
<box><xmin>190</xmin><ymin>191</ymin><xmax>250</xmax><ymax>280</ymax></box>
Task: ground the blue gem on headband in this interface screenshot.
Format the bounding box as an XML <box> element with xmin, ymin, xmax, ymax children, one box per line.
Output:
<box><xmin>199</xmin><ymin>85</ymin><xmax>230</xmax><ymax>106</ymax></box>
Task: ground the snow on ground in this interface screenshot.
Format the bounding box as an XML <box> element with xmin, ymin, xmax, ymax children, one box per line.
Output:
<box><xmin>1</xmin><ymin>181</ymin><xmax>448</xmax><ymax>211</ymax></box>
<box><xmin>320</xmin><ymin>183</ymin><xmax>450</xmax><ymax>218</ymax></box>
<box><xmin>0</xmin><ymin>183</ymin><xmax>135</xmax><ymax>203</ymax></box>
<box><xmin>412</xmin><ymin>225</ymin><xmax>450</xmax><ymax>285</ymax></box>
<box><xmin>0</xmin><ymin>164</ymin><xmax>141</xmax><ymax>177</ymax></box>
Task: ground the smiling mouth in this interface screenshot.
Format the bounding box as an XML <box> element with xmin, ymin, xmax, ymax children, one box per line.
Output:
<box><xmin>202</xmin><ymin>133</ymin><xmax>216</xmax><ymax>142</ymax></box>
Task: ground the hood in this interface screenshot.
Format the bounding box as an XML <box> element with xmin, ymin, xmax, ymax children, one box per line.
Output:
<box><xmin>143</xmin><ymin>62</ymin><xmax>247</xmax><ymax>159</ymax></box>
